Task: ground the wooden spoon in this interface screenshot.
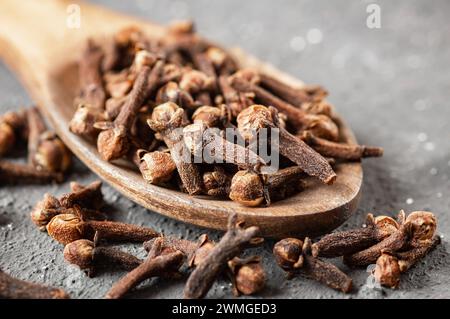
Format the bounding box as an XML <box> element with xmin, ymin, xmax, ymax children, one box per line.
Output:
<box><xmin>0</xmin><ymin>0</ymin><xmax>362</xmax><ymax>237</ymax></box>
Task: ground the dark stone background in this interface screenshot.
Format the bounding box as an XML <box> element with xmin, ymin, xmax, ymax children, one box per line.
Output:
<box><xmin>1</xmin><ymin>0</ymin><xmax>449</xmax><ymax>298</ymax></box>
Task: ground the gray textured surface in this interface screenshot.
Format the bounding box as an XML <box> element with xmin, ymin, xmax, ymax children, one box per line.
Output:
<box><xmin>0</xmin><ymin>0</ymin><xmax>449</xmax><ymax>299</ymax></box>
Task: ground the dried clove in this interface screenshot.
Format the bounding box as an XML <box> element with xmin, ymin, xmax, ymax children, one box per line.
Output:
<box><xmin>60</xmin><ymin>180</ymin><xmax>104</xmax><ymax>210</ymax></box>
<box><xmin>145</xmin><ymin>232</ymin><xmax>267</xmax><ymax>296</ymax></box>
<box><xmin>64</xmin><ymin>239</ymin><xmax>142</xmax><ymax>276</ymax></box>
<box><xmin>218</xmin><ymin>75</ymin><xmax>254</xmax><ymax>117</ymax></box>
<box><xmin>69</xmin><ymin>103</ymin><xmax>108</xmax><ymax>137</ymax></box>
<box><xmin>344</xmin><ymin>211</ymin><xmax>437</xmax><ymax>267</ymax></box>
<box><xmin>184</xmin><ymin>213</ymin><xmax>262</xmax><ymax>299</ymax></box>
<box><xmin>147</xmin><ymin>102</ymin><xmax>203</xmax><ymax>195</ymax></box>
<box><xmin>105</xmin><ymin>238</ymin><xmax>184</xmax><ymax>299</ymax></box>
<box><xmin>229</xmin><ymin>167</ymin><xmax>305</xmax><ymax>206</ymax></box>
<box><xmin>156</xmin><ymin>81</ymin><xmax>195</xmax><ymax>110</ymax></box>
<box><xmin>237</xmin><ymin>105</ymin><xmax>336</xmax><ymax>184</ymax></box>
<box><xmin>231</xmin><ymin>77</ymin><xmax>339</xmax><ymax>141</ymax></box>
<box><xmin>30</xmin><ymin>194</ymin><xmax>62</xmax><ymax>231</ymax></box>
<box><xmin>373</xmin><ymin>235</ymin><xmax>441</xmax><ymax>288</ymax></box>
<box><xmin>300</xmin><ymin>131</ymin><xmax>383</xmax><ymax>160</ymax></box>
<box><xmin>0</xmin><ymin>269</ymin><xmax>69</xmax><ymax>299</ymax></box>
<box><xmin>311</xmin><ymin>213</ymin><xmax>400</xmax><ymax>258</ymax></box>
<box><xmin>227</xmin><ymin>256</ymin><xmax>266</xmax><ymax>296</ymax></box>
<box><xmin>46</xmin><ymin>209</ymin><xmax>160</xmax><ymax>245</ymax></box>
<box><xmin>273</xmin><ymin>238</ymin><xmax>352</xmax><ymax>293</ymax></box>
<box><xmin>135</xmin><ymin>149</ymin><xmax>177</xmax><ymax>185</ymax></box>
<box><xmin>0</xmin><ymin>110</ymin><xmax>27</xmax><ymax>156</ymax></box>
<box><xmin>258</xmin><ymin>72</ymin><xmax>317</xmax><ymax>106</ymax></box>
<box><xmin>203</xmin><ymin>166</ymin><xmax>232</xmax><ymax>197</ymax></box>
<box><xmin>191</xmin><ymin>105</ymin><xmax>230</xmax><ymax>128</ymax></box>
<box><xmin>27</xmin><ymin>107</ymin><xmax>71</xmax><ymax>173</ymax></box>
<box><xmin>0</xmin><ymin>160</ymin><xmax>63</xmax><ymax>185</ymax></box>
<box><xmin>78</xmin><ymin>40</ymin><xmax>106</xmax><ymax>110</ymax></box>
<box><xmin>30</xmin><ymin>182</ymin><xmax>105</xmax><ymax>231</ymax></box>
<box><xmin>95</xmin><ymin>66</ymin><xmax>152</xmax><ymax>161</ymax></box>
<box><xmin>183</xmin><ymin>122</ymin><xmax>265</xmax><ymax>170</ymax></box>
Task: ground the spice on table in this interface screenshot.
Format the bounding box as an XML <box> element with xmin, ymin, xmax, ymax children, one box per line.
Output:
<box><xmin>30</xmin><ymin>181</ymin><xmax>105</xmax><ymax>230</ymax></box>
<box><xmin>273</xmin><ymin>237</ymin><xmax>353</xmax><ymax>293</ymax></box>
<box><xmin>46</xmin><ymin>208</ymin><xmax>160</xmax><ymax>245</ymax></box>
<box><xmin>0</xmin><ymin>160</ymin><xmax>63</xmax><ymax>185</ymax></box>
<box><xmin>311</xmin><ymin>213</ymin><xmax>400</xmax><ymax>258</ymax></box>
<box><xmin>184</xmin><ymin>213</ymin><xmax>263</xmax><ymax>299</ymax></box>
<box><xmin>344</xmin><ymin>211</ymin><xmax>438</xmax><ymax>267</ymax></box>
<box><xmin>105</xmin><ymin>237</ymin><xmax>184</xmax><ymax>299</ymax></box>
<box><xmin>64</xmin><ymin>239</ymin><xmax>142</xmax><ymax>277</ymax></box>
<box><xmin>373</xmin><ymin>235</ymin><xmax>441</xmax><ymax>288</ymax></box>
<box><xmin>144</xmin><ymin>232</ymin><xmax>266</xmax><ymax>296</ymax></box>
<box><xmin>0</xmin><ymin>269</ymin><xmax>69</xmax><ymax>299</ymax></box>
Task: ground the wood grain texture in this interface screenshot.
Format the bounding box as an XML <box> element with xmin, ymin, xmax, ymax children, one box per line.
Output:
<box><xmin>0</xmin><ymin>0</ymin><xmax>362</xmax><ymax>237</ymax></box>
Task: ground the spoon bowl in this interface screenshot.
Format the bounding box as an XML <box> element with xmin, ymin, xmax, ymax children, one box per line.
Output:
<box><xmin>0</xmin><ymin>0</ymin><xmax>362</xmax><ymax>237</ymax></box>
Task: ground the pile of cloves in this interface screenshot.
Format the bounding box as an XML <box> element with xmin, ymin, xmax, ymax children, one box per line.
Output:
<box><xmin>0</xmin><ymin>106</ymin><xmax>71</xmax><ymax>184</ymax></box>
<box><xmin>69</xmin><ymin>21</ymin><xmax>383</xmax><ymax>206</ymax></box>
<box><xmin>28</xmin><ymin>179</ymin><xmax>266</xmax><ymax>299</ymax></box>
<box><xmin>273</xmin><ymin>210</ymin><xmax>441</xmax><ymax>292</ymax></box>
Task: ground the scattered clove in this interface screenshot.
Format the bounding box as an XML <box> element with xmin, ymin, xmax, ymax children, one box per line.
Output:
<box><xmin>64</xmin><ymin>239</ymin><xmax>142</xmax><ymax>276</ymax></box>
<box><xmin>344</xmin><ymin>211</ymin><xmax>438</xmax><ymax>267</ymax></box>
<box><xmin>0</xmin><ymin>269</ymin><xmax>69</xmax><ymax>299</ymax></box>
<box><xmin>311</xmin><ymin>213</ymin><xmax>400</xmax><ymax>258</ymax></box>
<box><xmin>105</xmin><ymin>237</ymin><xmax>184</xmax><ymax>299</ymax></box>
<box><xmin>184</xmin><ymin>213</ymin><xmax>263</xmax><ymax>299</ymax></box>
<box><xmin>273</xmin><ymin>237</ymin><xmax>353</xmax><ymax>293</ymax></box>
<box><xmin>237</xmin><ymin>105</ymin><xmax>336</xmax><ymax>184</ymax></box>
<box><xmin>0</xmin><ymin>160</ymin><xmax>63</xmax><ymax>185</ymax></box>
<box><xmin>46</xmin><ymin>209</ymin><xmax>160</xmax><ymax>245</ymax></box>
<box><xmin>60</xmin><ymin>180</ymin><xmax>104</xmax><ymax>209</ymax></box>
<box><xmin>373</xmin><ymin>235</ymin><xmax>441</xmax><ymax>288</ymax></box>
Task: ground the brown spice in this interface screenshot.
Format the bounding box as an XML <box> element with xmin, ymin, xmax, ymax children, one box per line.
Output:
<box><xmin>105</xmin><ymin>238</ymin><xmax>184</xmax><ymax>299</ymax></box>
<box><xmin>79</xmin><ymin>40</ymin><xmax>106</xmax><ymax>110</ymax></box>
<box><xmin>60</xmin><ymin>180</ymin><xmax>104</xmax><ymax>209</ymax></box>
<box><xmin>0</xmin><ymin>160</ymin><xmax>63</xmax><ymax>185</ymax></box>
<box><xmin>46</xmin><ymin>209</ymin><xmax>160</xmax><ymax>245</ymax></box>
<box><xmin>273</xmin><ymin>238</ymin><xmax>352</xmax><ymax>293</ymax></box>
<box><xmin>0</xmin><ymin>269</ymin><xmax>69</xmax><ymax>299</ymax></box>
<box><xmin>183</xmin><ymin>122</ymin><xmax>265</xmax><ymax>170</ymax></box>
<box><xmin>147</xmin><ymin>102</ymin><xmax>203</xmax><ymax>195</ymax></box>
<box><xmin>300</xmin><ymin>131</ymin><xmax>383</xmax><ymax>160</ymax></box>
<box><xmin>64</xmin><ymin>239</ymin><xmax>142</xmax><ymax>276</ymax></box>
<box><xmin>135</xmin><ymin>149</ymin><xmax>177</xmax><ymax>185</ymax></box>
<box><xmin>184</xmin><ymin>213</ymin><xmax>262</xmax><ymax>299</ymax></box>
<box><xmin>231</xmin><ymin>77</ymin><xmax>339</xmax><ymax>141</ymax></box>
<box><xmin>237</xmin><ymin>105</ymin><xmax>336</xmax><ymax>184</ymax></box>
<box><xmin>95</xmin><ymin>66</ymin><xmax>152</xmax><ymax>161</ymax></box>
<box><xmin>311</xmin><ymin>213</ymin><xmax>400</xmax><ymax>258</ymax></box>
